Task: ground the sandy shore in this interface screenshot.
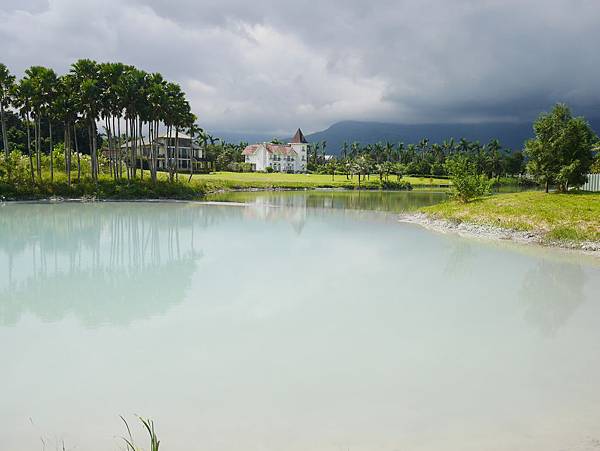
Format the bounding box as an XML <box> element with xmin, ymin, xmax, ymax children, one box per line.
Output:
<box><xmin>398</xmin><ymin>212</ymin><xmax>600</xmax><ymax>255</ymax></box>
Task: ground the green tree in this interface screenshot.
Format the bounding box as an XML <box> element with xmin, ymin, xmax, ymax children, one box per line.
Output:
<box><xmin>445</xmin><ymin>154</ymin><xmax>493</xmax><ymax>203</ymax></box>
<box><xmin>525</xmin><ymin>104</ymin><xmax>597</xmax><ymax>192</ymax></box>
<box><xmin>71</xmin><ymin>59</ymin><xmax>101</xmax><ymax>182</ymax></box>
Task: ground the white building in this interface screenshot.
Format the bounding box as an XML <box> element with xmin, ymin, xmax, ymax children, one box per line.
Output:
<box><xmin>242</xmin><ymin>128</ymin><xmax>308</xmax><ymax>173</ymax></box>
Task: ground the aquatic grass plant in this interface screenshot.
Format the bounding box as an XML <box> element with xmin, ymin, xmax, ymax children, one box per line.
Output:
<box><xmin>121</xmin><ymin>416</ymin><xmax>160</xmax><ymax>451</ymax></box>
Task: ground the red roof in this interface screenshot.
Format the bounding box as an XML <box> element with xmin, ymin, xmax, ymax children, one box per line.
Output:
<box><xmin>243</xmin><ymin>143</ymin><xmax>298</xmax><ymax>156</ymax></box>
<box><xmin>242</xmin><ymin>144</ymin><xmax>260</xmax><ymax>155</ymax></box>
<box><xmin>266</xmin><ymin>144</ymin><xmax>297</xmax><ymax>155</ymax></box>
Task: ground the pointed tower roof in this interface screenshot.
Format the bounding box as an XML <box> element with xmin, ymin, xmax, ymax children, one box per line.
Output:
<box><xmin>291</xmin><ymin>128</ymin><xmax>308</xmax><ymax>144</ymax></box>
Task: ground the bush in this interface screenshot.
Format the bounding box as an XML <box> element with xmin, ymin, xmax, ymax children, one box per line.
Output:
<box><xmin>591</xmin><ymin>154</ymin><xmax>600</xmax><ymax>173</ymax></box>
<box><xmin>226</xmin><ymin>162</ymin><xmax>254</xmax><ymax>172</ymax></box>
<box><xmin>265</xmin><ymin>166</ymin><xmax>274</xmax><ymax>173</ymax></box>
<box><xmin>378</xmin><ymin>179</ymin><xmax>412</xmax><ymax>190</ymax></box>
<box><xmin>445</xmin><ymin>155</ymin><xmax>493</xmax><ymax>202</ymax></box>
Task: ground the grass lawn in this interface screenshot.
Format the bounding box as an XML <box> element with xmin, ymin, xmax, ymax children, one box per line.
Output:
<box><xmin>1</xmin><ymin>169</ymin><xmax>449</xmax><ymax>200</ymax></box>
<box><xmin>421</xmin><ymin>191</ymin><xmax>600</xmax><ymax>242</ymax></box>
<box><xmin>188</xmin><ymin>171</ymin><xmax>449</xmax><ymax>190</ymax></box>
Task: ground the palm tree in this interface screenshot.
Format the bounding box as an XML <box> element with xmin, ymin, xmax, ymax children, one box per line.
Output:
<box><xmin>23</xmin><ymin>66</ymin><xmax>44</xmax><ymax>178</ymax></box>
<box><xmin>146</xmin><ymin>72</ymin><xmax>167</xmax><ymax>182</ymax></box>
<box><xmin>54</xmin><ymin>74</ymin><xmax>79</xmax><ymax>186</ymax></box>
<box><xmin>13</xmin><ymin>77</ymin><xmax>35</xmax><ymax>182</ymax></box>
<box><xmin>71</xmin><ymin>59</ymin><xmax>101</xmax><ymax>182</ymax></box>
<box><xmin>99</xmin><ymin>62</ymin><xmax>127</xmax><ymax>179</ymax></box>
<box><xmin>22</xmin><ymin>66</ymin><xmax>58</xmax><ymax>180</ymax></box>
<box><xmin>41</xmin><ymin>68</ymin><xmax>59</xmax><ymax>182</ymax></box>
<box><xmin>485</xmin><ymin>139</ymin><xmax>503</xmax><ymax>179</ymax></box>
<box><xmin>0</xmin><ymin>63</ymin><xmax>16</xmax><ymax>161</ymax></box>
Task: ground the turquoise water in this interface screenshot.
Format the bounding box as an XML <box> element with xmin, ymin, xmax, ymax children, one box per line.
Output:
<box><xmin>1</xmin><ymin>198</ymin><xmax>599</xmax><ymax>451</ymax></box>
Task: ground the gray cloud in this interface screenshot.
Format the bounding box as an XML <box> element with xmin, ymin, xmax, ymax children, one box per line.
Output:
<box><xmin>1</xmin><ymin>0</ymin><xmax>599</xmax><ymax>134</ymax></box>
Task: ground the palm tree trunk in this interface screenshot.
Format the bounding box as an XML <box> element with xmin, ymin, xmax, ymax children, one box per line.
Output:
<box><xmin>117</xmin><ymin>117</ymin><xmax>122</xmax><ymax>179</ymax></box>
<box><xmin>49</xmin><ymin>121</ymin><xmax>54</xmax><ymax>182</ymax></box>
<box><xmin>175</xmin><ymin>128</ymin><xmax>180</xmax><ymax>181</ymax></box>
<box><xmin>1</xmin><ymin>103</ymin><xmax>9</xmax><ymax>160</ymax></box>
<box><xmin>65</xmin><ymin>122</ymin><xmax>71</xmax><ymax>187</ymax></box>
<box><xmin>167</xmin><ymin>126</ymin><xmax>172</xmax><ymax>182</ymax></box>
<box><xmin>26</xmin><ymin>114</ymin><xmax>34</xmax><ymax>183</ymax></box>
<box><xmin>150</xmin><ymin>121</ymin><xmax>156</xmax><ymax>182</ymax></box>
<box><xmin>125</xmin><ymin>119</ymin><xmax>130</xmax><ymax>180</ymax></box>
<box><xmin>188</xmin><ymin>125</ymin><xmax>194</xmax><ymax>183</ymax></box>
<box><xmin>74</xmin><ymin>122</ymin><xmax>81</xmax><ymax>182</ymax></box>
<box><xmin>88</xmin><ymin>122</ymin><xmax>94</xmax><ymax>180</ymax></box>
<box><xmin>91</xmin><ymin>121</ymin><xmax>98</xmax><ymax>183</ymax></box>
<box><xmin>34</xmin><ymin>117</ymin><xmax>41</xmax><ymax>179</ymax></box>
<box><xmin>111</xmin><ymin>116</ymin><xmax>117</xmax><ymax>179</ymax></box>
<box><xmin>131</xmin><ymin>117</ymin><xmax>136</xmax><ymax>179</ymax></box>
<box><xmin>139</xmin><ymin>118</ymin><xmax>144</xmax><ymax>180</ymax></box>
<box><xmin>131</xmin><ymin>117</ymin><xmax>137</xmax><ymax>179</ymax></box>
<box><xmin>141</xmin><ymin>131</ymin><xmax>147</xmax><ymax>181</ymax></box>
<box><xmin>155</xmin><ymin>121</ymin><xmax>160</xmax><ymax>178</ymax></box>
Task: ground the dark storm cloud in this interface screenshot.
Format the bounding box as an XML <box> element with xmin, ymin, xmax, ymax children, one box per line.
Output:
<box><xmin>1</xmin><ymin>0</ymin><xmax>599</xmax><ymax>133</ymax></box>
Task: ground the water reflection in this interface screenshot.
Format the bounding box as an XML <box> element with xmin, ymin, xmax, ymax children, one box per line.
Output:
<box><xmin>205</xmin><ymin>189</ymin><xmax>448</xmax><ymax>213</ymax></box>
<box><xmin>0</xmin><ymin>203</ymin><xmax>212</xmax><ymax>326</ymax></box>
<box><xmin>520</xmin><ymin>259</ymin><xmax>586</xmax><ymax>337</ymax></box>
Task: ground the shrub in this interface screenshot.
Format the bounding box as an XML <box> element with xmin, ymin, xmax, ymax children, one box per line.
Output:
<box><xmin>265</xmin><ymin>166</ymin><xmax>274</xmax><ymax>173</ymax></box>
<box><xmin>445</xmin><ymin>155</ymin><xmax>493</xmax><ymax>202</ymax></box>
<box><xmin>226</xmin><ymin>162</ymin><xmax>254</xmax><ymax>172</ymax></box>
<box><xmin>378</xmin><ymin>179</ymin><xmax>412</xmax><ymax>190</ymax></box>
<box><xmin>591</xmin><ymin>154</ymin><xmax>600</xmax><ymax>173</ymax></box>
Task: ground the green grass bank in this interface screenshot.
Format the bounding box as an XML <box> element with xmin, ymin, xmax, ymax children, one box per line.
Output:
<box><xmin>421</xmin><ymin>191</ymin><xmax>600</xmax><ymax>243</ymax></box>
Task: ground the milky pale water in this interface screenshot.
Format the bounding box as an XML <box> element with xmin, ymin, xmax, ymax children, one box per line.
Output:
<box><xmin>1</xmin><ymin>191</ymin><xmax>600</xmax><ymax>451</ymax></box>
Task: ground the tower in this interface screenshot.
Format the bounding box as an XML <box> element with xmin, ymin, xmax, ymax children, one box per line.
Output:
<box><xmin>289</xmin><ymin>128</ymin><xmax>308</xmax><ymax>172</ymax></box>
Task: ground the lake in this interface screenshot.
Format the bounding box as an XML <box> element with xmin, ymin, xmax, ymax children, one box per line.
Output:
<box><xmin>1</xmin><ymin>193</ymin><xmax>599</xmax><ymax>451</ymax></box>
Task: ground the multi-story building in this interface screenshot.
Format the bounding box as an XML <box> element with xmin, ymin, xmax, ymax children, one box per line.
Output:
<box><xmin>113</xmin><ymin>133</ymin><xmax>208</xmax><ymax>171</ymax></box>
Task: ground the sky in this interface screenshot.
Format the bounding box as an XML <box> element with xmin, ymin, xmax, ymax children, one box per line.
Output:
<box><xmin>1</xmin><ymin>0</ymin><xmax>600</xmax><ymax>135</ymax></box>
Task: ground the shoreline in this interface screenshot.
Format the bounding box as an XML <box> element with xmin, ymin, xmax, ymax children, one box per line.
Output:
<box><xmin>3</xmin><ymin>193</ymin><xmax>598</xmax><ymax>257</ymax></box>
<box><xmin>0</xmin><ymin>184</ymin><xmax>429</xmax><ymax>203</ymax></box>
<box><xmin>398</xmin><ymin>212</ymin><xmax>600</xmax><ymax>257</ymax></box>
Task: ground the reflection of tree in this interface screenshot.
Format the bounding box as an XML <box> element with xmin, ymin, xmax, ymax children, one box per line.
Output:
<box><xmin>520</xmin><ymin>260</ymin><xmax>586</xmax><ymax>336</ymax></box>
<box><xmin>207</xmin><ymin>190</ymin><xmax>448</xmax><ymax>214</ymax></box>
<box><xmin>0</xmin><ymin>203</ymin><xmax>217</xmax><ymax>327</ymax></box>
<box><xmin>0</xmin><ymin>259</ymin><xmax>198</xmax><ymax>327</ymax></box>
<box><xmin>441</xmin><ymin>234</ymin><xmax>475</xmax><ymax>278</ymax></box>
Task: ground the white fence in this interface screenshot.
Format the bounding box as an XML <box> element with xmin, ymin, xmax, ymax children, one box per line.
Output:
<box><xmin>580</xmin><ymin>173</ymin><xmax>600</xmax><ymax>192</ymax></box>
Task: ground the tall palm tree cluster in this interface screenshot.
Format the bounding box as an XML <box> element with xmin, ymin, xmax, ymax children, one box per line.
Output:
<box><xmin>0</xmin><ymin>60</ymin><xmax>197</xmax><ymax>185</ymax></box>
<box><xmin>309</xmin><ymin>137</ymin><xmax>525</xmax><ymax>180</ymax></box>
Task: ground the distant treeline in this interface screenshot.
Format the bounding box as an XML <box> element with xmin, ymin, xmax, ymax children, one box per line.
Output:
<box><xmin>304</xmin><ymin>138</ymin><xmax>525</xmax><ymax>179</ymax></box>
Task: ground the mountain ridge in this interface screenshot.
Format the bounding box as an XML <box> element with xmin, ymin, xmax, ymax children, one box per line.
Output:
<box><xmin>215</xmin><ymin>119</ymin><xmax>600</xmax><ymax>155</ymax></box>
